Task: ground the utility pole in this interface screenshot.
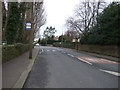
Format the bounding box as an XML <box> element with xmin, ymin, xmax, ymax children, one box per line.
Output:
<box><xmin>61</xmin><ymin>28</ymin><xmax>64</xmax><ymax>48</ymax></box>
<box><xmin>29</xmin><ymin>2</ymin><xmax>34</xmax><ymax>59</ymax></box>
<box><xmin>0</xmin><ymin>2</ymin><xmax>2</xmax><ymax>90</ymax></box>
<box><xmin>0</xmin><ymin>1</ymin><xmax>2</xmax><ymax>45</ymax></box>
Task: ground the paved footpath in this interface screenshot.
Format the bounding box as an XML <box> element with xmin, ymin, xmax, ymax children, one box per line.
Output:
<box><xmin>2</xmin><ymin>46</ymin><xmax>40</xmax><ymax>88</ymax></box>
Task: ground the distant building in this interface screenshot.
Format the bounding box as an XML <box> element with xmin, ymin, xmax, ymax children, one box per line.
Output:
<box><xmin>54</xmin><ymin>36</ymin><xmax>59</xmax><ymax>41</ymax></box>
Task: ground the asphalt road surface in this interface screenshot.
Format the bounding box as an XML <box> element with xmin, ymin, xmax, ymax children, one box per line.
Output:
<box><xmin>24</xmin><ymin>46</ymin><xmax>119</xmax><ymax>88</ymax></box>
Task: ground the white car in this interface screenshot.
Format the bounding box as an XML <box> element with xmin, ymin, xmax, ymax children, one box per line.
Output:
<box><xmin>36</xmin><ymin>43</ymin><xmax>39</xmax><ymax>46</ymax></box>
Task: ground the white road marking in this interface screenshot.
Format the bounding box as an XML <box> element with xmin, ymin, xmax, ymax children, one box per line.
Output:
<box><xmin>47</xmin><ymin>50</ymin><xmax>50</xmax><ymax>52</ymax></box>
<box><xmin>100</xmin><ymin>59</ymin><xmax>117</xmax><ymax>63</ymax></box>
<box><xmin>100</xmin><ymin>69</ymin><xmax>120</xmax><ymax>76</ymax></box>
<box><xmin>70</xmin><ymin>55</ymin><xmax>74</xmax><ymax>57</ymax></box>
<box><xmin>77</xmin><ymin>58</ymin><xmax>93</xmax><ymax>65</ymax></box>
<box><xmin>67</xmin><ymin>54</ymin><xmax>74</xmax><ymax>57</ymax></box>
<box><xmin>40</xmin><ymin>49</ymin><xmax>43</xmax><ymax>54</ymax></box>
<box><xmin>52</xmin><ymin>50</ymin><xmax>55</xmax><ymax>52</ymax></box>
<box><xmin>67</xmin><ymin>54</ymin><xmax>71</xmax><ymax>56</ymax></box>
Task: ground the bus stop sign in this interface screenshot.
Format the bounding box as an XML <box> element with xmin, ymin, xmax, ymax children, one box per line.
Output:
<box><xmin>26</xmin><ymin>22</ymin><xmax>32</xmax><ymax>30</ymax></box>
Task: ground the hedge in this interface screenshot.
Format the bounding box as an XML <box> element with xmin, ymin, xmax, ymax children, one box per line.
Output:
<box><xmin>53</xmin><ymin>42</ymin><xmax>75</xmax><ymax>49</ymax></box>
<box><xmin>78</xmin><ymin>44</ymin><xmax>120</xmax><ymax>58</ymax></box>
<box><xmin>53</xmin><ymin>42</ymin><xmax>119</xmax><ymax>58</ymax></box>
<box><xmin>2</xmin><ymin>43</ymin><xmax>30</xmax><ymax>63</ymax></box>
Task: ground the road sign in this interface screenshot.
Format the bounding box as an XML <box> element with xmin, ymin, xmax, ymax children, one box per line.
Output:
<box><xmin>26</xmin><ymin>22</ymin><xmax>32</xmax><ymax>30</ymax></box>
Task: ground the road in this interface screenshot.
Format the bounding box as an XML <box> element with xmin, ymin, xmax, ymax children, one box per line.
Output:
<box><xmin>24</xmin><ymin>46</ymin><xmax>119</xmax><ymax>88</ymax></box>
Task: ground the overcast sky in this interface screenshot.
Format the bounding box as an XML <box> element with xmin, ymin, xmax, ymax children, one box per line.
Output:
<box><xmin>40</xmin><ymin>0</ymin><xmax>80</xmax><ymax>37</ymax></box>
<box><xmin>39</xmin><ymin>0</ymin><xmax>117</xmax><ymax>37</ymax></box>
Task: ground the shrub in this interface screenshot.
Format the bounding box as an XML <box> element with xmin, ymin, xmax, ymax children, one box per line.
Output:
<box><xmin>2</xmin><ymin>44</ymin><xmax>30</xmax><ymax>63</ymax></box>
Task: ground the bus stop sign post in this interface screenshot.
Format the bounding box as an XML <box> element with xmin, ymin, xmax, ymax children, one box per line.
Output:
<box><xmin>26</xmin><ymin>22</ymin><xmax>32</xmax><ymax>30</ymax></box>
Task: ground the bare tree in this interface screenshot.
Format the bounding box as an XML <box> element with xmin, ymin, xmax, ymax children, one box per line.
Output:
<box><xmin>33</xmin><ymin>1</ymin><xmax>46</xmax><ymax>38</ymax></box>
<box><xmin>22</xmin><ymin>1</ymin><xmax>46</xmax><ymax>43</ymax></box>
<box><xmin>65</xmin><ymin>30</ymin><xmax>79</xmax><ymax>40</ymax></box>
<box><xmin>3</xmin><ymin>2</ymin><xmax>11</xmax><ymax>41</ymax></box>
<box><xmin>66</xmin><ymin>0</ymin><xmax>106</xmax><ymax>36</ymax></box>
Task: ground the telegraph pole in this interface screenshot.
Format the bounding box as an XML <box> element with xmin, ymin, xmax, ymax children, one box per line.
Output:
<box><xmin>0</xmin><ymin>2</ymin><xmax>2</xmax><ymax>90</ymax></box>
<box><xmin>0</xmin><ymin>2</ymin><xmax>2</xmax><ymax>45</ymax></box>
<box><xmin>29</xmin><ymin>2</ymin><xmax>34</xmax><ymax>59</ymax></box>
<box><xmin>61</xmin><ymin>28</ymin><xmax>64</xmax><ymax>48</ymax></box>
<box><xmin>25</xmin><ymin>2</ymin><xmax>34</xmax><ymax>59</ymax></box>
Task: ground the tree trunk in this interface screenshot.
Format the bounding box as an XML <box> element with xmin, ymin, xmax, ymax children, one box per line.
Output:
<box><xmin>3</xmin><ymin>3</ymin><xmax>11</xmax><ymax>41</ymax></box>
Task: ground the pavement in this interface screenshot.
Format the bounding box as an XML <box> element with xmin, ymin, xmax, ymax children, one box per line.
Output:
<box><xmin>24</xmin><ymin>46</ymin><xmax>119</xmax><ymax>88</ymax></box>
<box><xmin>2</xmin><ymin>46</ymin><xmax>40</xmax><ymax>88</ymax></box>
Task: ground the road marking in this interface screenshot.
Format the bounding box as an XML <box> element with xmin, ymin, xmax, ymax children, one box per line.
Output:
<box><xmin>47</xmin><ymin>50</ymin><xmax>50</xmax><ymax>52</ymax></box>
<box><xmin>77</xmin><ymin>57</ymin><xmax>93</xmax><ymax>65</ymax></box>
<box><xmin>67</xmin><ymin>54</ymin><xmax>74</xmax><ymax>57</ymax></box>
<box><xmin>52</xmin><ymin>50</ymin><xmax>55</xmax><ymax>52</ymax></box>
<box><xmin>70</xmin><ymin>55</ymin><xmax>74</xmax><ymax>57</ymax></box>
<box><xmin>100</xmin><ymin>58</ymin><xmax>118</xmax><ymax>64</ymax></box>
<box><xmin>80</xmin><ymin>58</ymin><xmax>93</xmax><ymax>65</ymax></box>
<box><xmin>40</xmin><ymin>49</ymin><xmax>43</xmax><ymax>54</ymax></box>
<box><xmin>100</xmin><ymin>69</ymin><xmax>120</xmax><ymax>77</ymax></box>
<box><xmin>76</xmin><ymin>56</ymin><xmax>119</xmax><ymax>64</ymax></box>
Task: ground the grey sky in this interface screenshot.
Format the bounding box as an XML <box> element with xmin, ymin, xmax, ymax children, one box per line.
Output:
<box><xmin>40</xmin><ymin>0</ymin><xmax>80</xmax><ymax>37</ymax></box>
<box><xmin>39</xmin><ymin>0</ymin><xmax>118</xmax><ymax>37</ymax></box>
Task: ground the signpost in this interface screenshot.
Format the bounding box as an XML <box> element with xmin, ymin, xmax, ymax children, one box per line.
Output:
<box><xmin>0</xmin><ymin>2</ymin><xmax>2</xmax><ymax>45</ymax></box>
<box><xmin>26</xmin><ymin>21</ymin><xmax>33</xmax><ymax>59</ymax></box>
<box><xmin>25</xmin><ymin>3</ymin><xmax>34</xmax><ymax>59</ymax></box>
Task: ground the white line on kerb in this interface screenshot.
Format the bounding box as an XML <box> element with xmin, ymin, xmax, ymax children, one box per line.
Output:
<box><xmin>100</xmin><ymin>69</ymin><xmax>120</xmax><ymax>77</ymax></box>
<box><xmin>78</xmin><ymin>58</ymin><xmax>93</xmax><ymax>65</ymax></box>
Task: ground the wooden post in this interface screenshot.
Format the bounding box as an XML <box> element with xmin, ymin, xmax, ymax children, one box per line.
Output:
<box><xmin>29</xmin><ymin>2</ymin><xmax>34</xmax><ymax>59</ymax></box>
<box><xmin>0</xmin><ymin>1</ymin><xmax>2</xmax><ymax>90</ymax></box>
<box><xmin>0</xmin><ymin>2</ymin><xmax>2</xmax><ymax>45</ymax></box>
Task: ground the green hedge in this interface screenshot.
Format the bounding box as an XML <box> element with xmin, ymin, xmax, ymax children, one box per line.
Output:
<box><xmin>2</xmin><ymin>44</ymin><xmax>30</xmax><ymax>63</ymax></box>
<box><xmin>53</xmin><ymin>42</ymin><xmax>75</xmax><ymax>49</ymax></box>
<box><xmin>78</xmin><ymin>44</ymin><xmax>120</xmax><ymax>58</ymax></box>
<box><xmin>53</xmin><ymin>42</ymin><xmax>119</xmax><ymax>58</ymax></box>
